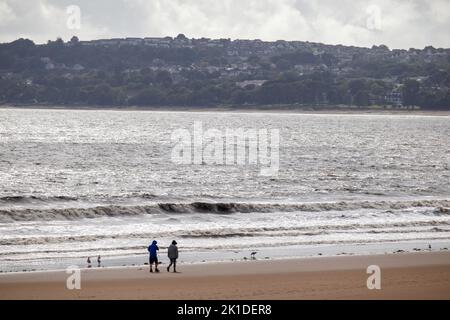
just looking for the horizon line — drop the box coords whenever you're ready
[2,35,448,52]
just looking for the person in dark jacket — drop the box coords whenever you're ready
[148,240,160,273]
[167,240,179,273]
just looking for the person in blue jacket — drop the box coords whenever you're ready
[148,240,160,273]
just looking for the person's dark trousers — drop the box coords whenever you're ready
[167,258,177,272]
[149,256,159,272]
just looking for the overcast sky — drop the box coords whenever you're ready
[1,0,449,49]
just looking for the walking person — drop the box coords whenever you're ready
[167,240,179,273]
[148,240,160,273]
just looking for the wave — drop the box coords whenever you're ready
[2,221,450,245]
[0,193,159,204]
[0,199,449,222]
[0,195,78,204]
[3,236,450,262]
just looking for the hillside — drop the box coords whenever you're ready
[0,35,449,109]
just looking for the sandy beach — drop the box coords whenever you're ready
[1,252,449,300]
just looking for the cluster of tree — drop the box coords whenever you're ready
[0,38,221,72]
[0,38,449,110]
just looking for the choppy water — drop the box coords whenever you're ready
[0,108,449,271]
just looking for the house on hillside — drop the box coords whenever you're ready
[385,88,403,106]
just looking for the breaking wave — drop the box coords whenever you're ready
[2,221,450,246]
[0,195,78,204]
[0,199,449,222]
[0,193,160,205]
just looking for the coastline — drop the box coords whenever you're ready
[2,240,449,274]
[1,252,449,300]
[1,104,449,116]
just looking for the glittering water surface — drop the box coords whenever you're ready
[0,109,449,271]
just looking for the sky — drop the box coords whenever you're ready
[0,0,449,49]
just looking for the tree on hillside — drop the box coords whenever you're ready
[402,79,421,106]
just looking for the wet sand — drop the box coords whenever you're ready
[1,252,449,300]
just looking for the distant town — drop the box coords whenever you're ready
[0,34,449,109]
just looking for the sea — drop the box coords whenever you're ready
[0,108,449,272]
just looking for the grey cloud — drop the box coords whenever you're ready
[0,0,448,49]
